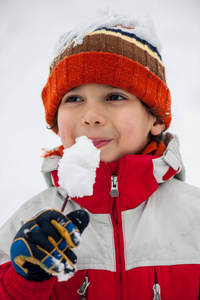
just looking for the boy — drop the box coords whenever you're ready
[0,13,200,300]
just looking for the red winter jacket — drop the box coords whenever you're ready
[1,136,200,299]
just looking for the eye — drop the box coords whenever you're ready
[63,96,83,103]
[106,93,126,101]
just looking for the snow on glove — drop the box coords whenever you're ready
[10,209,89,282]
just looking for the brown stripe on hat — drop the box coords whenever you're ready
[50,31,165,82]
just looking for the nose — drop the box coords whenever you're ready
[81,103,106,126]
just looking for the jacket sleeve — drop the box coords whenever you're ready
[0,262,57,300]
[0,213,24,265]
[0,197,44,264]
[0,187,63,265]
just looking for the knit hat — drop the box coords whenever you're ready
[42,13,171,133]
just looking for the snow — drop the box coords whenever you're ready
[55,10,162,55]
[0,0,200,227]
[56,217,67,227]
[23,229,30,235]
[50,257,76,282]
[72,231,82,246]
[51,257,75,282]
[56,261,76,282]
[51,257,76,282]
[58,136,101,198]
[51,257,64,273]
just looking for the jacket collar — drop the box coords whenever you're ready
[41,134,185,212]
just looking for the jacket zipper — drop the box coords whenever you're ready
[153,267,161,300]
[110,174,124,300]
[107,162,120,224]
[107,162,125,299]
[110,175,119,224]
[153,283,161,300]
[77,275,90,299]
[110,175,119,198]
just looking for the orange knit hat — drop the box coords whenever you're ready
[42,14,171,133]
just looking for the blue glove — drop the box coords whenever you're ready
[10,209,89,281]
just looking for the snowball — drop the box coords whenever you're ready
[58,136,101,198]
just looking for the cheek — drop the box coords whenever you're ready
[57,117,67,136]
[57,112,75,147]
[58,109,73,132]
[117,115,137,137]
[117,115,149,144]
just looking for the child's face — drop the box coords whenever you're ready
[57,84,164,162]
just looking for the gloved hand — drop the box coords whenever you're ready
[10,209,89,282]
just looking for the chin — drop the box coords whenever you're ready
[100,153,121,163]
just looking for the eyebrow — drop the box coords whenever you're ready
[69,86,82,92]
[69,85,119,91]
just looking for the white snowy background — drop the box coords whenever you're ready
[0,0,200,227]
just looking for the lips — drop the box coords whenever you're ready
[90,138,112,148]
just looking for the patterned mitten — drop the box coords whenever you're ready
[10,209,89,281]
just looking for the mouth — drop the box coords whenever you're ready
[89,138,112,149]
